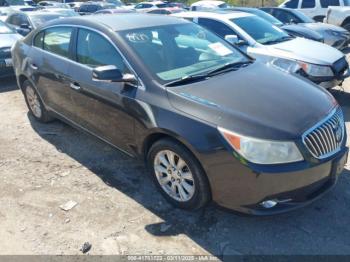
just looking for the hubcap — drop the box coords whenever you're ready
[26,86,42,118]
[154,150,195,202]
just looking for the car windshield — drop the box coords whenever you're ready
[249,9,284,26]
[231,15,291,45]
[29,14,61,27]
[292,9,314,23]
[120,23,250,83]
[345,0,350,5]
[0,20,14,33]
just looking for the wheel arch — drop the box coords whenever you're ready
[341,16,350,28]
[142,130,213,200]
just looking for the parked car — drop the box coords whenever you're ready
[190,0,228,11]
[78,2,116,15]
[262,7,350,50]
[279,0,349,22]
[12,14,348,215]
[167,2,188,9]
[0,5,37,22]
[6,11,71,36]
[37,1,70,9]
[325,5,350,31]
[43,7,79,16]
[0,20,21,77]
[174,11,349,89]
[134,1,168,12]
[147,7,185,14]
[94,8,134,14]
[67,1,84,12]
[229,7,324,43]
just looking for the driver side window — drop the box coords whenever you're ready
[198,18,236,39]
[76,29,127,73]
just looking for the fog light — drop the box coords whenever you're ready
[260,200,278,209]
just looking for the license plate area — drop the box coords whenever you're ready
[5,58,12,67]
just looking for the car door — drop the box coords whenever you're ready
[65,28,135,154]
[299,0,318,18]
[29,26,74,118]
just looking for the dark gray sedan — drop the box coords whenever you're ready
[0,20,21,77]
[261,7,350,50]
[11,14,348,215]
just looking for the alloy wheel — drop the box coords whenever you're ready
[154,150,195,202]
[26,86,42,118]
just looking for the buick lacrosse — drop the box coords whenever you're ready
[12,14,348,214]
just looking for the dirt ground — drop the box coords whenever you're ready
[0,72,350,258]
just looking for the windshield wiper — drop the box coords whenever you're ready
[165,74,209,87]
[206,61,253,77]
[165,61,253,87]
[263,36,293,45]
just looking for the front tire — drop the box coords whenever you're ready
[147,138,211,210]
[23,80,53,123]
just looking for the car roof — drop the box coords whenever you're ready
[45,13,189,31]
[175,10,253,19]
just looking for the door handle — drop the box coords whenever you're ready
[30,63,38,70]
[70,82,81,91]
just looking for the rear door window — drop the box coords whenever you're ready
[320,0,340,7]
[43,27,73,58]
[301,0,315,8]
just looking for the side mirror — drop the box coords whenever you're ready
[92,65,137,84]
[289,19,297,24]
[225,34,248,46]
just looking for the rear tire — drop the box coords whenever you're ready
[23,80,53,123]
[147,138,211,210]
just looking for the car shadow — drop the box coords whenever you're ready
[0,76,18,93]
[27,108,350,256]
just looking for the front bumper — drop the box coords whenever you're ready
[0,59,14,78]
[207,147,348,215]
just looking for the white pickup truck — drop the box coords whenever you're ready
[325,6,350,30]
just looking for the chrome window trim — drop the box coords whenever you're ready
[31,24,146,90]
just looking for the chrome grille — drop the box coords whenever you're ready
[303,108,345,159]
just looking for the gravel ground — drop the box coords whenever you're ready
[0,73,350,258]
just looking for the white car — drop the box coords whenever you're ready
[325,5,350,30]
[174,11,348,89]
[190,0,228,11]
[279,0,349,22]
[134,1,167,12]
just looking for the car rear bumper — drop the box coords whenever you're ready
[207,147,348,215]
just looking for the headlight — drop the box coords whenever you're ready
[218,127,304,164]
[298,62,334,77]
[326,29,347,37]
[269,58,334,77]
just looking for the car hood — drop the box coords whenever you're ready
[167,62,336,140]
[299,22,348,34]
[0,33,22,49]
[281,24,323,41]
[257,37,344,65]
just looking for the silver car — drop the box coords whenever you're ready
[0,20,21,77]
[261,7,350,50]
[174,11,349,89]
